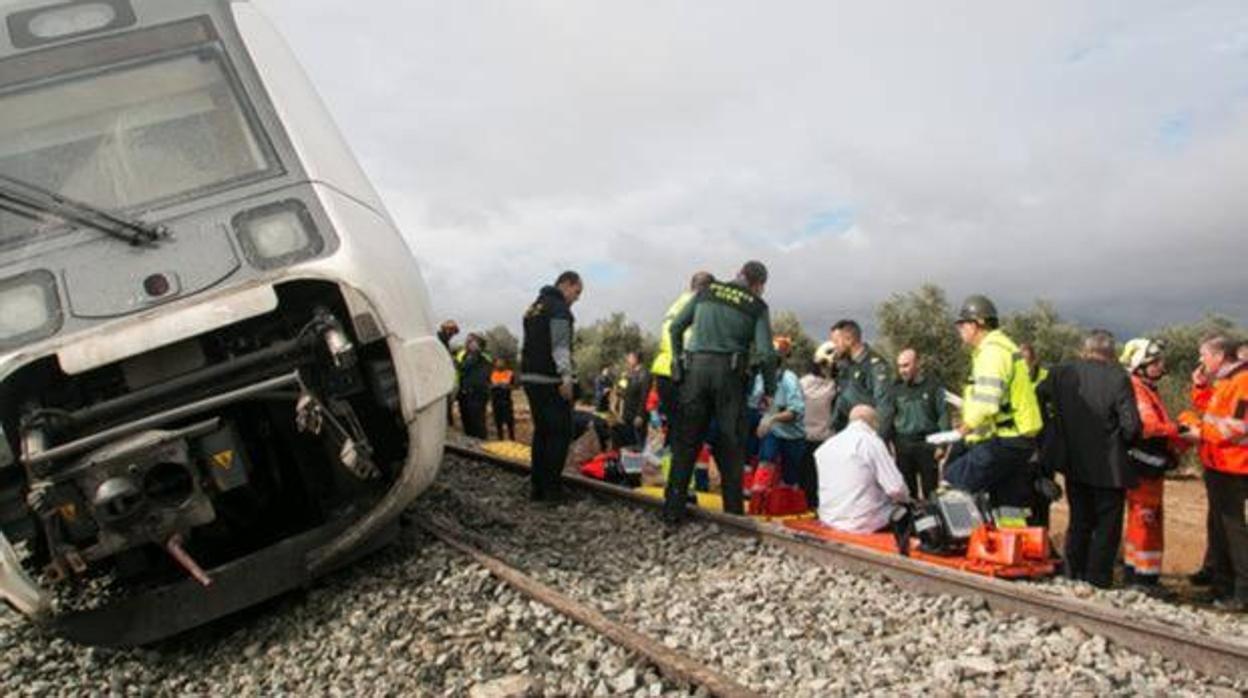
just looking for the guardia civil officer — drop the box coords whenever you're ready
[944,295,1044,512]
[828,319,895,440]
[663,261,778,526]
[893,347,950,500]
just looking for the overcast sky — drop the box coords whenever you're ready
[256,1,1246,339]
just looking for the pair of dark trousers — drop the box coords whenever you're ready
[524,384,573,501]
[612,421,647,450]
[655,375,679,445]
[664,354,748,521]
[457,392,489,439]
[1205,468,1248,600]
[944,437,1036,511]
[1064,481,1125,588]
[895,437,939,501]
[491,391,515,440]
[799,440,822,508]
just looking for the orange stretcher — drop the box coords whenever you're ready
[783,519,1058,579]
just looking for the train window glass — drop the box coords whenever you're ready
[0,49,271,246]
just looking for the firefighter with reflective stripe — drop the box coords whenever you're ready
[1119,338,1190,591]
[663,261,777,527]
[944,295,1044,513]
[1179,336,1248,610]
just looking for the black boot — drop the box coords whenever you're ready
[1213,595,1248,613]
[1189,567,1215,586]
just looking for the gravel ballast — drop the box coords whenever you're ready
[1,450,1244,696]
[0,524,687,697]
[417,455,1248,696]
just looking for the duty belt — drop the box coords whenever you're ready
[687,351,747,371]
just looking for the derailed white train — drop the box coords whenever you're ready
[0,0,454,644]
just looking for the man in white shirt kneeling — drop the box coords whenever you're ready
[816,405,910,533]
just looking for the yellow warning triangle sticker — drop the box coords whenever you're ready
[212,450,234,469]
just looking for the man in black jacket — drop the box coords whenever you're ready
[614,351,649,449]
[455,333,493,439]
[1041,329,1143,588]
[520,271,583,503]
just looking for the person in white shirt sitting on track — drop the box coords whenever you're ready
[815,405,910,533]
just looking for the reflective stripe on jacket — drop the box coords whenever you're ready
[1129,374,1187,470]
[961,329,1043,443]
[651,292,694,378]
[1191,363,1248,475]
[1130,375,1182,444]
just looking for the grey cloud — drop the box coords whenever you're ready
[256,0,1247,339]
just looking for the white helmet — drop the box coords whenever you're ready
[814,341,837,366]
[1120,338,1164,373]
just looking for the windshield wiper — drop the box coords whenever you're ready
[0,174,168,247]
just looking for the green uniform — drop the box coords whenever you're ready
[961,329,1043,443]
[893,373,949,499]
[670,281,777,393]
[831,345,895,439]
[664,280,776,521]
[893,374,951,439]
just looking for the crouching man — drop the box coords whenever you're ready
[815,405,910,533]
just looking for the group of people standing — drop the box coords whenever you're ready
[438,321,518,443]
[1039,332,1248,609]
[507,263,1247,605]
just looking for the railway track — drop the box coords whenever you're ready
[419,519,758,697]
[445,442,1248,682]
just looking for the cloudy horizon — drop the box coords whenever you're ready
[258,1,1246,341]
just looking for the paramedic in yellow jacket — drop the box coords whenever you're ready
[944,295,1044,511]
[651,271,714,442]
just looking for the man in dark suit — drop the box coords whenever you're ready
[1040,329,1143,588]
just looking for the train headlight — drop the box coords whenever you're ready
[0,271,62,349]
[233,200,324,270]
[8,1,137,49]
[28,4,116,38]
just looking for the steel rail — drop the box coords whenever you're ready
[446,443,1248,680]
[417,518,762,698]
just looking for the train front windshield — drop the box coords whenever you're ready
[0,46,273,245]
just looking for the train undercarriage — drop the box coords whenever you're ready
[0,280,414,644]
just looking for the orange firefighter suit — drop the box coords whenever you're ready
[1124,375,1187,580]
